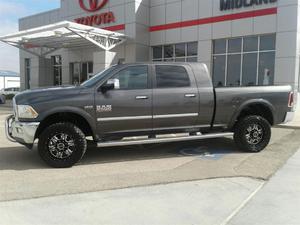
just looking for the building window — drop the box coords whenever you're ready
[152,42,198,62]
[25,58,31,89]
[212,34,276,87]
[70,62,94,85]
[51,55,62,86]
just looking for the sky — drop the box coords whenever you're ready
[0,0,60,73]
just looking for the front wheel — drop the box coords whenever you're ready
[38,122,87,168]
[234,115,271,152]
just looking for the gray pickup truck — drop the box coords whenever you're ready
[5,62,295,168]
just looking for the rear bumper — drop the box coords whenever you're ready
[283,111,295,124]
[5,115,40,145]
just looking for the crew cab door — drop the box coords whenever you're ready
[95,65,152,137]
[152,64,199,130]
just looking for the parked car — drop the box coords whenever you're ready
[0,94,5,104]
[5,63,295,168]
[0,87,20,96]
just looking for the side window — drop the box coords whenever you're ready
[111,66,148,90]
[155,65,190,88]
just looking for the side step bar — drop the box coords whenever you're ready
[97,132,233,148]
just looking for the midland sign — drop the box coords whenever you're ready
[75,0,116,27]
[220,0,277,11]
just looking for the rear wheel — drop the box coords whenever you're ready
[234,115,271,152]
[38,122,87,168]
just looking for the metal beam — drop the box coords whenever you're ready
[67,27,126,51]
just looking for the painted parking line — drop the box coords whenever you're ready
[179,146,233,160]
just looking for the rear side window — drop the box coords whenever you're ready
[155,65,190,88]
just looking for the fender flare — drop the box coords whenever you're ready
[37,106,97,138]
[228,99,275,129]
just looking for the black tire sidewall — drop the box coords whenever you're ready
[38,123,87,168]
[234,116,271,152]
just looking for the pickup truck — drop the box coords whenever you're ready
[5,62,295,168]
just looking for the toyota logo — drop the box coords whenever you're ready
[79,0,108,12]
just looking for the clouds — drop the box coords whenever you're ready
[0,1,27,17]
[0,18,19,72]
[0,0,60,72]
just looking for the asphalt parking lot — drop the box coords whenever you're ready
[0,103,300,203]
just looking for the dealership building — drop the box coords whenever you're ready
[0,0,299,90]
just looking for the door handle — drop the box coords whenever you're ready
[135,96,148,100]
[185,94,196,98]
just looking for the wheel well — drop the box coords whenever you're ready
[236,104,274,126]
[35,112,93,139]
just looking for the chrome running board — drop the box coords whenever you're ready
[97,132,233,148]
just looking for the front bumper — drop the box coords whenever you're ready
[5,115,40,145]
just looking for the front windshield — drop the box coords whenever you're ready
[81,65,118,87]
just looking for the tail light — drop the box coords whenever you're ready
[288,92,294,108]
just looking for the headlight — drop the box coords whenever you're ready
[17,105,39,119]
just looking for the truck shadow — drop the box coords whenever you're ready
[0,138,240,171]
[82,137,240,165]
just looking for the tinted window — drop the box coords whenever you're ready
[242,53,258,86]
[228,38,242,53]
[156,65,190,88]
[175,44,185,57]
[112,66,148,90]
[153,46,162,59]
[213,55,226,87]
[244,36,258,52]
[213,39,226,54]
[81,66,118,87]
[187,42,198,56]
[164,45,174,58]
[260,34,276,51]
[227,54,241,86]
[258,52,275,85]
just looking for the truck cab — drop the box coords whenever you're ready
[5,62,295,168]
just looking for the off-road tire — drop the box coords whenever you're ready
[234,115,271,152]
[38,122,87,168]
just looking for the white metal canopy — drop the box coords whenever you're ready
[0,21,126,57]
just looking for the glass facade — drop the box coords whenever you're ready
[212,34,276,87]
[25,58,31,89]
[51,55,62,86]
[152,42,198,62]
[70,62,93,85]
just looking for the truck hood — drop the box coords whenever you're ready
[14,85,83,105]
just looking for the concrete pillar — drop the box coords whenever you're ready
[93,51,118,72]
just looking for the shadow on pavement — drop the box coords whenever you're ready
[0,137,240,171]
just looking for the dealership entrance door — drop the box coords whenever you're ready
[70,62,93,85]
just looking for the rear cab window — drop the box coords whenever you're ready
[155,65,191,88]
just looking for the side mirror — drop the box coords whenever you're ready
[100,83,115,93]
[100,78,120,93]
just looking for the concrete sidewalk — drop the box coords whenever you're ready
[2,149,300,225]
[0,177,264,225]
[228,148,300,225]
